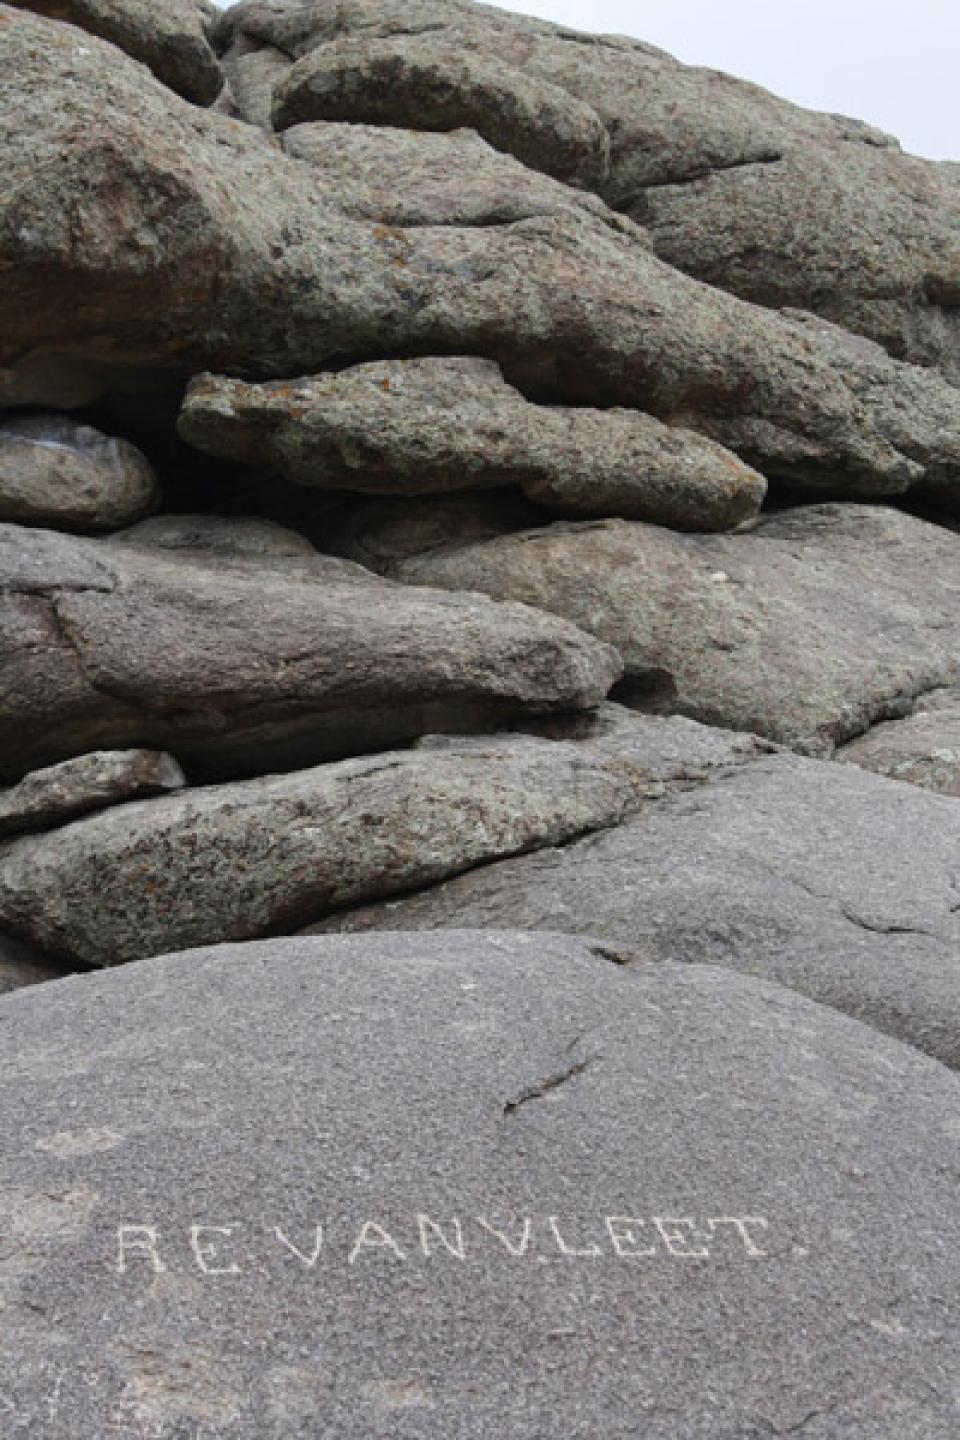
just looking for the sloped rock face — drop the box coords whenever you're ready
[223,0,960,383]
[8,0,223,104]
[838,686,960,795]
[0,523,618,782]
[315,753,960,1070]
[351,504,960,756]
[4,932,960,1437]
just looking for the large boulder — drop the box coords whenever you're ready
[0,522,620,783]
[0,413,159,532]
[179,359,767,531]
[315,751,960,1070]
[8,0,223,104]
[358,504,960,755]
[838,686,960,796]
[4,6,960,509]
[0,708,769,966]
[228,0,960,382]
[3,932,960,1436]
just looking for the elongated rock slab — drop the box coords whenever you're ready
[0,750,185,840]
[316,751,960,1070]
[0,523,620,783]
[179,360,767,531]
[4,6,960,507]
[373,504,960,755]
[0,708,768,966]
[3,931,960,1436]
[0,413,158,532]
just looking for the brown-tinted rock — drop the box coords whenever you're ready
[179,359,766,531]
[0,707,768,967]
[8,0,223,104]
[0,750,185,840]
[4,6,960,507]
[368,504,960,756]
[0,413,159,532]
[838,687,960,796]
[0,522,620,783]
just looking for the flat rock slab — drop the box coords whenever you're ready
[377,503,960,755]
[179,359,766,531]
[318,752,960,1070]
[4,7,960,511]
[0,522,619,783]
[2,931,960,1436]
[0,707,769,966]
[0,750,185,841]
[0,414,158,532]
[9,0,223,104]
[838,686,960,795]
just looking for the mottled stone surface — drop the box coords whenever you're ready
[179,360,767,531]
[3,930,960,1436]
[0,750,185,840]
[370,504,960,755]
[838,687,960,796]
[315,752,960,1070]
[0,414,158,532]
[0,523,620,783]
[0,707,768,966]
[8,0,223,104]
[3,5,960,511]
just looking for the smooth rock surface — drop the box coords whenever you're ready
[371,504,960,755]
[0,522,619,783]
[316,753,960,1070]
[227,0,960,380]
[4,6,960,510]
[3,930,960,1436]
[0,750,185,840]
[838,686,960,796]
[0,707,768,966]
[0,414,158,532]
[179,360,767,530]
[8,0,223,104]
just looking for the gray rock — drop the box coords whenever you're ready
[316,753,960,1070]
[179,360,767,531]
[8,0,223,104]
[106,513,319,565]
[231,0,960,380]
[0,930,75,994]
[221,28,291,126]
[272,33,611,190]
[0,750,185,840]
[0,414,159,533]
[374,504,960,755]
[3,930,960,1437]
[0,707,768,966]
[281,121,620,227]
[4,7,960,508]
[0,522,619,783]
[838,687,960,796]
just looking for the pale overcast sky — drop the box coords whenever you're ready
[215,1,958,161]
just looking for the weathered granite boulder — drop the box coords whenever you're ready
[838,686,960,796]
[0,708,769,966]
[179,360,767,531]
[8,0,223,104]
[364,504,960,755]
[4,5,960,511]
[0,523,620,783]
[0,750,185,840]
[315,751,960,1070]
[0,414,158,532]
[3,930,960,1437]
[225,0,960,381]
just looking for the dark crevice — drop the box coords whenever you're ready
[502,1047,596,1117]
[612,150,784,209]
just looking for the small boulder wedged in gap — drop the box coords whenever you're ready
[0,414,159,533]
